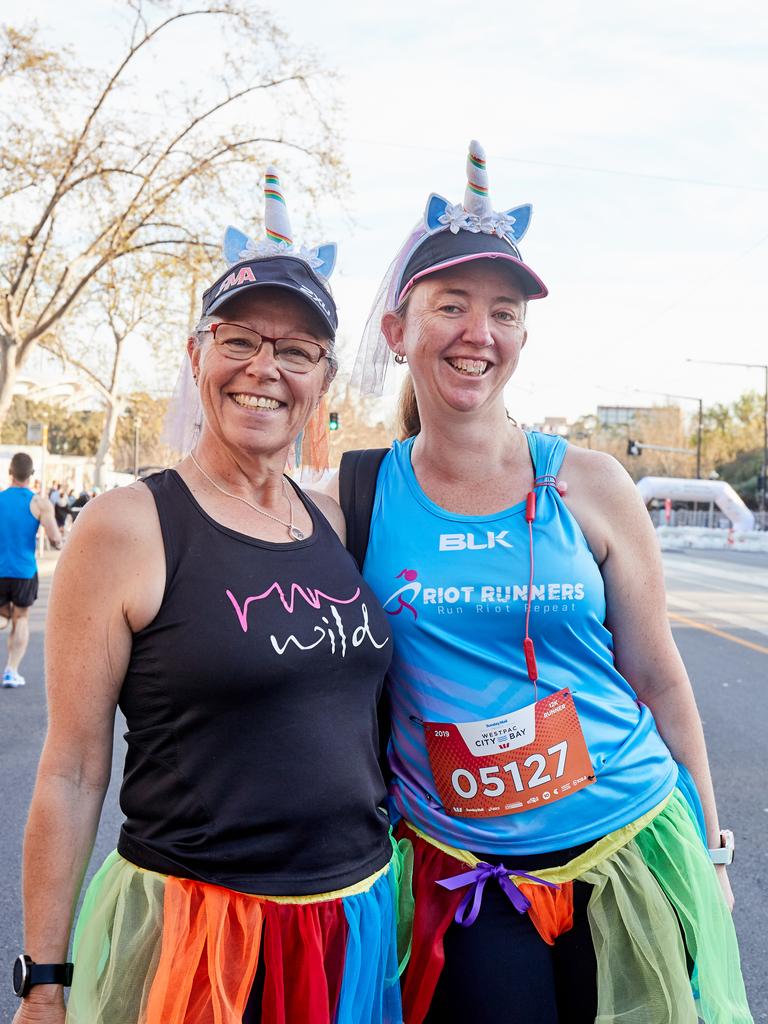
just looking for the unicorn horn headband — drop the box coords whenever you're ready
[201,166,339,337]
[396,140,548,304]
[221,166,337,279]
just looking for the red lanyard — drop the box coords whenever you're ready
[523,474,562,702]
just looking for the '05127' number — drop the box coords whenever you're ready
[450,741,569,799]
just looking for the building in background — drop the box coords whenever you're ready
[597,405,683,431]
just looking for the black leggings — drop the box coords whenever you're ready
[423,877,597,1024]
[242,953,265,1024]
[420,837,599,1024]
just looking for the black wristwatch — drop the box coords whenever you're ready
[12,954,74,997]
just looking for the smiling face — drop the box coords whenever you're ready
[382,261,528,419]
[188,287,333,462]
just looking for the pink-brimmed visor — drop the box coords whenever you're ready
[396,230,548,306]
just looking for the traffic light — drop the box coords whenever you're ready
[626,439,642,457]
[329,411,340,431]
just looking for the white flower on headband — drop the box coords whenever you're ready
[296,246,325,269]
[237,239,324,270]
[438,203,474,234]
[488,211,517,239]
[437,204,516,239]
[238,239,287,261]
[493,210,518,238]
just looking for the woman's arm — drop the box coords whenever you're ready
[563,448,733,908]
[31,495,62,549]
[14,486,165,1022]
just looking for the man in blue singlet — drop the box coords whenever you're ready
[0,452,62,688]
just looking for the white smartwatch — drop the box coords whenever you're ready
[708,829,735,865]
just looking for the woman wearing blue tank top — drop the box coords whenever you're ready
[13,173,403,1024]
[335,142,753,1023]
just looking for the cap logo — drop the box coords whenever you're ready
[299,284,332,318]
[216,264,257,298]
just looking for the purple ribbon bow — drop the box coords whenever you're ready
[436,862,560,927]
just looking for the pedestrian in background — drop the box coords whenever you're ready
[0,453,62,688]
[67,491,89,523]
[53,492,69,534]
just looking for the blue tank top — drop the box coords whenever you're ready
[363,432,677,854]
[0,486,38,578]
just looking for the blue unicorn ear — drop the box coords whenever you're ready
[503,205,533,243]
[425,194,451,232]
[314,243,337,279]
[223,226,249,264]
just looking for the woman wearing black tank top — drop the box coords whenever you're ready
[13,174,403,1024]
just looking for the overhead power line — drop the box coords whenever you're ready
[347,137,768,193]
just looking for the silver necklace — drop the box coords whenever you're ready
[189,453,305,540]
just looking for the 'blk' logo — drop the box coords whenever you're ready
[439,531,513,551]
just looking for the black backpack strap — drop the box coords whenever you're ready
[339,447,392,784]
[339,448,389,571]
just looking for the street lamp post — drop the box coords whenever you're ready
[687,358,768,520]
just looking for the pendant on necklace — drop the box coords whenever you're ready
[289,525,305,540]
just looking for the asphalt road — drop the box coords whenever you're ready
[660,548,768,1021]
[0,548,765,1021]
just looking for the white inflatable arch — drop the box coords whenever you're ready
[636,477,755,532]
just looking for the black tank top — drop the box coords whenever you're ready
[117,470,393,895]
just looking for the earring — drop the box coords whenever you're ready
[394,353,407,365]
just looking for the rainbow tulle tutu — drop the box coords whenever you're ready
[67,846,408,1024]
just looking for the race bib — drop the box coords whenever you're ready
[424,688,595,818]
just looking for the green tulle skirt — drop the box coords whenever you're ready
[399,789,752,1023]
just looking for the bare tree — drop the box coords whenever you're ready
[42,257,183,485]
[0,2,343,422]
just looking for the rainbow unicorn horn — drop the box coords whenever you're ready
[222,165,336,277]
[463,140,493,218]
[264,166,293,248]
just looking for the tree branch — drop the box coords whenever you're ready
[22,255,110,354]
[8,6,253,297]
[16,213,57,320]
[104,74,308,252]
[39,340,110,398]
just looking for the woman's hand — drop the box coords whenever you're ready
[12,990,65,1024]
[715,864,735,911]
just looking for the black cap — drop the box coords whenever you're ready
[202,256,338,337]
[397,230,548,305]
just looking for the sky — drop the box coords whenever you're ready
[15,0,768,427]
